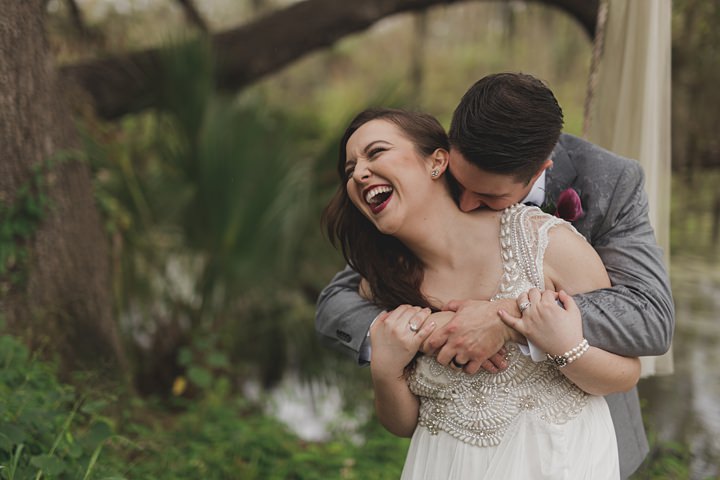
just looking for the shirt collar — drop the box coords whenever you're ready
[521,170,547,207]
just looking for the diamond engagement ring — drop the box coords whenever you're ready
[519,301,532,314]
[408,323,420,333]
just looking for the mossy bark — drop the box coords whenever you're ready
[0,0,126,375]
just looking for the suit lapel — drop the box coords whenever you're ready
[545,136,578,204]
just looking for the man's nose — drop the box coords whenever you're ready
[458,191,483,212]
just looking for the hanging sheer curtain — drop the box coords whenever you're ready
[584,0,673,376]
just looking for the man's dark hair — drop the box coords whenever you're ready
[449,73,564,183]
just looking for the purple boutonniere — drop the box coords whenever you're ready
[541,188,584,222]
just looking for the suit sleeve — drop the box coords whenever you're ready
[574,162,675,357]
[315,265,383,364]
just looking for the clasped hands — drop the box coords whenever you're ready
[370,289,578,375]
[421,297,522,374]
[371,297,522,376]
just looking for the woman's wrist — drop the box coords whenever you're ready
[546,338,589,368]
[371,361,406,381]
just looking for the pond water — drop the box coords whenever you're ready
[268,254,720,478]
[640,254,720,479]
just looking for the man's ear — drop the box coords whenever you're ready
[529,158,553,184]
[430,148,450,176]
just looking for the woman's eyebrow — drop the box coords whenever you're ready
[346,140,391,166]
[362,139,391,154]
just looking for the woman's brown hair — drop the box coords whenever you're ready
[322,108,450,311]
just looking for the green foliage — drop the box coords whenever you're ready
[631,431,692,480]
[0,333,701,480]
[670,169,720,259]
[85,39,329,323]
[672,0,720,173]
[0,331,406,479]
[111,399,341,479]
[0,162,51,291]
[0,334,118,480]
[103,371,409,480]
[80,35,366,395]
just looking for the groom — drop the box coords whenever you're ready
[315,73,674,479]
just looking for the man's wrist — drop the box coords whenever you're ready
[359,312,385,364]
[496,298,525,344]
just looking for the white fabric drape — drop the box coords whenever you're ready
[584,0,674,376]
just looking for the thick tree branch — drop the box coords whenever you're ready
[66,0,91,37]
[61,0,598,119]
[64,0,105,44]
[174,0,209,32]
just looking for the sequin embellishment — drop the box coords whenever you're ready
[407,205,589,447]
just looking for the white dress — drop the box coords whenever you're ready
[401,205,620,480]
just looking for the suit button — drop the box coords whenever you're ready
[336,330,352,343]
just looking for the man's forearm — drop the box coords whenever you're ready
[575,225,674,358]
[575,284,674,357]
[576,162,675,358]
[315,265,383,362]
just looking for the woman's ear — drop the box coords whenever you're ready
[429,148,449,178]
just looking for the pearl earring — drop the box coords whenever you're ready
[431,169,440,178]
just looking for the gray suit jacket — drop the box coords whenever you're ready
[315,133,675,479]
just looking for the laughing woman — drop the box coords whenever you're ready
[322,108,639,479]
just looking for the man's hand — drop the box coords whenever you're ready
[419,311,454,353]
[425,298,524,374]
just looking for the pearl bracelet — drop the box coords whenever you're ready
[546,338,589,368]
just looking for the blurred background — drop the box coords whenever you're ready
[0,0,718,478]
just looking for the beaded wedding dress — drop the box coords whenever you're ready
[401,205,620,480]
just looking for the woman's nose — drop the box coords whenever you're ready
[352,161,371,182]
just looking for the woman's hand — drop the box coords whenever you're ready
[498,288,583,357]
[370,305,436,378]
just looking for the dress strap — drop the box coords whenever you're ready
[498,204,581,293]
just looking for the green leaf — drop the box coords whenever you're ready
[80,400,109,415]
[66,440,84,459]
[80,421,113,450]
[187,366,213,389]
[30,454,66,476]
[0,424,27,445]
[206,352,229,369]
[177,347,193,367]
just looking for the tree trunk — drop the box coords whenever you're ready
[409,12,429,105]
[61,0,598,120]
[0,0,126,374]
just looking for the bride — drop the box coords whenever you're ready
[322,108,639,479]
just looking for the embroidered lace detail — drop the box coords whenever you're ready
[407,204,589,447]
[496,203,581,298]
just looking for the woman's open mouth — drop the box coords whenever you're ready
[364,184,394,214]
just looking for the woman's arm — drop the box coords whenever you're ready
[369,305,436,437]
[500,225,641,396]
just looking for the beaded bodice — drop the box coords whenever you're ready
[407,204,589,447]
